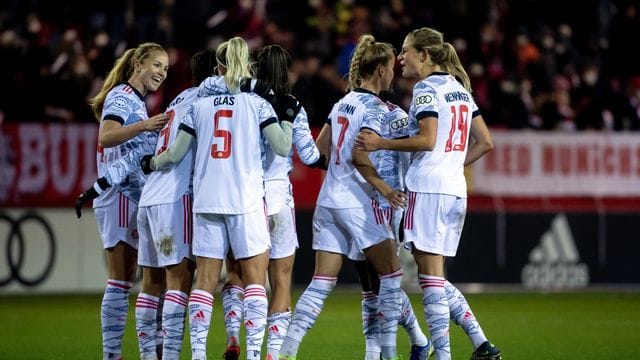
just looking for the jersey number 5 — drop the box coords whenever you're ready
[211,109,232,159]
[445,104,469,152]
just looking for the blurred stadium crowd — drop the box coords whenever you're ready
[1,0,639,130]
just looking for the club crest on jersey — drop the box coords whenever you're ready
[415,94,432,106]
[114,97,127,108]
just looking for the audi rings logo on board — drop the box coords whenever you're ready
[0,212,56,287]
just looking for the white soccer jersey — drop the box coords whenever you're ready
[94,83,156,208]
[317,89,387,209]
[181,92,278,214]
[139,87,197,207]
[404,72,481,198]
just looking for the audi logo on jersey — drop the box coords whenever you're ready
[414,94,433,106]
[0,212,56,287]
[390,117,409,130]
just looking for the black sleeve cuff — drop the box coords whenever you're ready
[260,117,278,130]
[416,110,438,121]
[178,123,196,137]
[103,114,124,124]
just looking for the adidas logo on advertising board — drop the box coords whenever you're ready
[521,213,589,288]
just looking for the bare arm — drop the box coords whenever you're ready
[355,116,437,152]
[352,147,406,209]
[99,113,169,148]
[315,123,332,163]
[464,115,494,166]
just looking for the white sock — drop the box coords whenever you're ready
[136,293,161,360]
[221,284,244,346]
[188,289,213,360]
[398,289,429,346]
[101,279,132,358]
[244,284,268,360]
[361,291,381,358]
[266,311,291,359]
[279,276,337,357]
[378,269,403,359]
[419,275,450,360]
[161,290,188,360]
[445,280,488,348]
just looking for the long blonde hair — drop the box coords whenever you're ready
[347,34,395,91]
[216,37,252,93]
[90,42,166,120]
[407,27,472,92]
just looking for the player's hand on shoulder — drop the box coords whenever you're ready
[355,129,381,151]
[241,78,277,105]
[275,94,302,123]
[143,113,169,132]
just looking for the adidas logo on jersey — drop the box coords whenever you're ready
[521,213,590,288]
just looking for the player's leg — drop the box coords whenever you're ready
[229,208,271,360]
[279,250,342,360]
[221,257,244,360]
[135,266,165,360]
[95,197,138,360]
[162,258,195,360]
[154,196,196,360]
[135,207,166,360]
[279,206,347,359]
[405,192,452,360]
[353,260,382,360]
[265,205,298,360]
[188,213,226,360]
[364,238,403,360]
[444,281,501,360]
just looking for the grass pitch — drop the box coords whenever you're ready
[1,290,639,359]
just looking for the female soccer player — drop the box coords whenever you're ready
[148,37,293,360]
[89,42,169,360]
[355,27,501,360]
[279,34,405,360]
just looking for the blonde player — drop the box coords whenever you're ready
[195,44,320,360]
[279,34,404,360]
[355,27,501,360]
[88,42,169,360]
[148,37,293,360]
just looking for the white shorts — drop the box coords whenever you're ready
[193,207,270,260]
[403,192,466,256]
[94,193,139,249]
[352,205,402,259]
[312,205,393,261]
[268,205,298,259]
[137,194,195,268]
[265,179,293,216]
